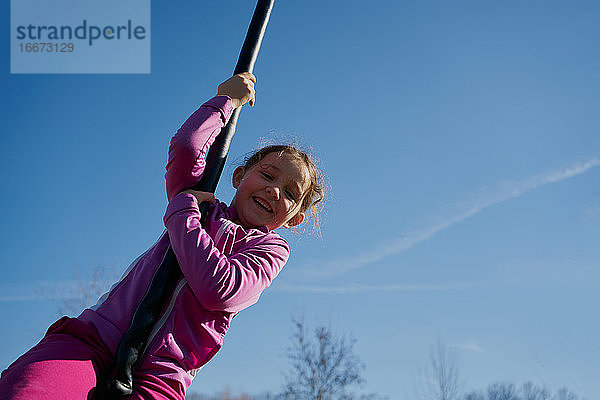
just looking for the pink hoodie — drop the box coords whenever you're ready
[78,95,289,391]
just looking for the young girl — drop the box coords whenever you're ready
[0,73,324,400]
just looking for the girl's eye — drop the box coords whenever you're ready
[261,172,273,180]
[285,190,296,201]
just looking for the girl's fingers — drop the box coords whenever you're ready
[180,190,217,204]
[202,193,216,204]
[217,73,256,108]
[241,72,256,83]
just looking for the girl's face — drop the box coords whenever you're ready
[231,152,308,230]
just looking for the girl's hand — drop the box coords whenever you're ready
[180,189,217,206]
[217,73,256,108]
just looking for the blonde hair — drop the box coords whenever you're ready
[242,144,325,233]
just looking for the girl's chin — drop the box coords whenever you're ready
[238,212,269,229]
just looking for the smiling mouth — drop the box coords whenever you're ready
[253,197,273,213]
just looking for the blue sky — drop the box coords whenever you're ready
[1,1,599,398]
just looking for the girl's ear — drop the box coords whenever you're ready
[284,212,305,228]
[232,166,245,189]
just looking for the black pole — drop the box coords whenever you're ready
[97,2,275,398]
[197,0,274,195]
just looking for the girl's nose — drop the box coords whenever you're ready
[266,186,280,200]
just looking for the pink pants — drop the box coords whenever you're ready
[0,317,185,400]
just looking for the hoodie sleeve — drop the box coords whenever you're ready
[165,96,234,202]
[163,193,290,313]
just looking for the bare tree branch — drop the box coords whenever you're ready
[521,382,550,400]
[38,265,117,316]
[281,317,381,400]
[416,338,460,400]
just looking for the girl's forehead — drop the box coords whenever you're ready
[257,153,310,190]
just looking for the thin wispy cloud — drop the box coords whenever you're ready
[0,279,109,303]
[4,159,597,300]
[274,281,480,294]
[451,341,485,354]
[0,295,44,302]
[291,157,600,280]
[0,282,79,303]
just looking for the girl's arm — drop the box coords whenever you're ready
[165,73,256,201]
[165,96,234,201]
[163,192,289,313]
